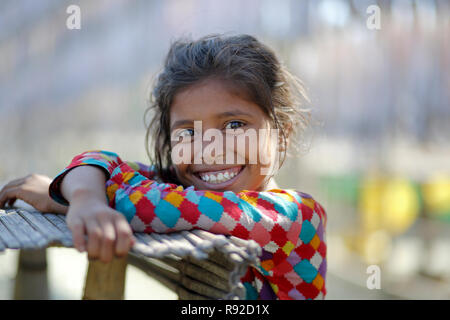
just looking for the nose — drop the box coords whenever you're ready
[192,129,227,165]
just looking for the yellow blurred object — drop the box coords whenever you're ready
[359,174,385,232]
[381,179,420,234]
[341,230,392,265]
[355,174,420,264]
[363,230,392,265]
[359,174,420,235]
[422,174,450,217]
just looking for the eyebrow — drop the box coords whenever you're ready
[170,120,193,131]
[217,110,253,118]
[170,110,253,131]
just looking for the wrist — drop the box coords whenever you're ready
[50,202,69,214]
[69,188,107,206]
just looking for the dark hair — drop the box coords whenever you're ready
[144,33,311,183]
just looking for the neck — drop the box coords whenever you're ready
[259,177,279,191]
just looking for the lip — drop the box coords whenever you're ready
[191,165,245,190]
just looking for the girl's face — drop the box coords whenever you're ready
[169,78,279,193]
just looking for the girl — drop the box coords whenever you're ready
[0,34,327,300]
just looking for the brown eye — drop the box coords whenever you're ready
[181,128,195,137]
[173,128,194,141]
[225,120,245,130]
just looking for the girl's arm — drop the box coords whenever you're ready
[60,163,108,205]
[50,150,156,206]
[57,164,135,263]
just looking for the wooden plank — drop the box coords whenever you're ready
[229,235,261,255]
[42,213,73,246]
[136,256,180,281]
[206,250,236,271]
[181,231,215,254]
[189,232,249,264]
[0,240,5,251]
[127,253,222,299]
[0,209,12,251]
[176,286,210,300]
[179,272,228,299]
[152,233,189,257]
[83,256,128,300]
[0,231,5,251]
[192,229,228,246]
[0,218,21,249]
[0,211,46,249]
[38,213,72,247]
[169,233,206,258]
[13,248,49,299]
[131,237,156,256]
[17,210,66,245]
[161,257,230,292]
[1,206,254,300]
[12,212,49,248]
[221,242,250,261]
[134,233,169,257]
[172,233,208,260]
[184,255,231,280]
[145,233,175,257]
[159,233,191,255]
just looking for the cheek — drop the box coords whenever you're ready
[173,164,189,181]
[225,135,261,164]
[242,164,267,189]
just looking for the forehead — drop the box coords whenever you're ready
[170,79,267,124]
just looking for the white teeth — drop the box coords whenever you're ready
[199,168,241,184]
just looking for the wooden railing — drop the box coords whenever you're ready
[0,207,261,300]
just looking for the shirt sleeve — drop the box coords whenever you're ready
[48,150,158,206]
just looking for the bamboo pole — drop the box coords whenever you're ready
[82,256,128,300]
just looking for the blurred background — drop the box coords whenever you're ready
[0,0,449,299]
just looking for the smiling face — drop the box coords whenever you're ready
[169,78,279,193]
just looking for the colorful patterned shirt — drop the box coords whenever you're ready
[49,150,327,300]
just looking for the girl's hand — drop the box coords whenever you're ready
[66,190,136,263]
[0,174,68,214]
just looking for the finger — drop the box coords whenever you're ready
[0,187,20,208]
[0,177,26,191]
[114,215,133,256]
[7,197,17,208]
[97,214,116,263]
[68,217,86,253]
[85,219,103,260]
